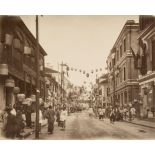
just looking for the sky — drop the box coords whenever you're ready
[21,15,138,89]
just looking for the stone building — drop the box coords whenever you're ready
[106,20,139,108]
[0,16,47,110]
[136,15,155,118]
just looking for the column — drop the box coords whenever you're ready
[147,40,152,73]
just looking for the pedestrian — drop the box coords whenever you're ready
[119,107,124,121]
[39,107,43,133]
[130,107,136,120]
[60,106,68,130]
[16,110,25,137]
[123,107,128,120]
[101,107,106,119]
[98,107,102,119]
[4,106,18,139]
[46,106,55,134]
[88,106,94,118]
[98,107,105,120]
[56,108,60,127]
[25,102,32,128]
[109,108,115,124]
[115,107,122,121]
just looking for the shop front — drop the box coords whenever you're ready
[139,77,155,118]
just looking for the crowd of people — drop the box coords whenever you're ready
[0,98,68,139]
[0,97,138,139]
[89,104,136,124]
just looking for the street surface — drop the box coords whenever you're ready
[26,110,155,140]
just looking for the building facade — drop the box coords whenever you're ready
[0,16,47,110]
[137,15,155,118]
[98,74,109,108]
[107,20,139,109]
[45,67,73,107]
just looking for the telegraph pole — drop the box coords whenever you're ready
[113,66,116,106]
[60,62,63,104]
[35,15,40,139]
[60,62,67,105]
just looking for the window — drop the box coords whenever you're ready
[117,50,119,61]
[123,67,126,81]
[124,38,126,53]
[120,45,122,57]
[112,58,115,66]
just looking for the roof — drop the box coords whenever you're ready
[45,67,59,74]
[106,20,139,61]
[111,20,139,54]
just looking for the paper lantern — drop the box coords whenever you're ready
[5,78,15,87]
[13,87,20,94]
[86,73,89,77]
[17,94,25,101]
[31,94,36,102]
[0,64,8,75]
[13,38,20,49]
[66,66,70,71]
[5,34,13,45]
[23,98,32,105]
[24,46,31,55]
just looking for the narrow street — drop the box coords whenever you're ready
[26,110,155,140]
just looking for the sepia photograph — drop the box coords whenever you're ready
[0,14,155,140]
